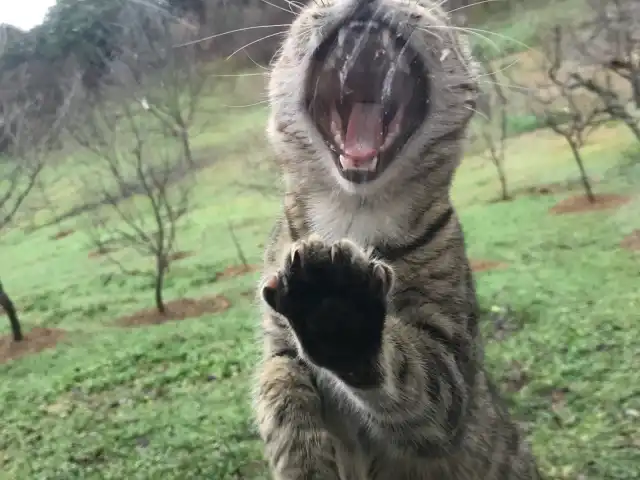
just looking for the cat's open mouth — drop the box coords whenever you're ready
[305,19,430,184]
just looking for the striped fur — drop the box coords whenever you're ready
[253,1,542,478]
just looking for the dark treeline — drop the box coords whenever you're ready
[0,0,550,152]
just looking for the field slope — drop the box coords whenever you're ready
[1,116,638,478]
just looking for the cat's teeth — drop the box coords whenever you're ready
[339,155,378,172]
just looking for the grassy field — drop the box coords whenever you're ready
[1,1,640,477]
[1,105,639,478]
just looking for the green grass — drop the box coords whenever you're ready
[1,105,639,477]
[505,113,545,136]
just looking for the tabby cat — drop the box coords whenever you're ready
[253,0,542,478]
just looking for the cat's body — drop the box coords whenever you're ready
[253,1,542,478]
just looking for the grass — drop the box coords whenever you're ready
[505,113,545,136]
[1,110,639,478]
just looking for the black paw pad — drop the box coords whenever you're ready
[262,238,393,387]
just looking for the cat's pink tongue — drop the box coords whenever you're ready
[341,103,384,168]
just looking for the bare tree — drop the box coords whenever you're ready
[114,2,212,167]
[475,50,510,201]
[0,279,22,341]
[0,80,45,230]
[69,86,195,314]
[562,0,640,141]
[227,221,249,270]
[0,63,76,231]
[507,27,609,202]
[59,4,209,314]
[0,67,73,341]
[587,0,640,108]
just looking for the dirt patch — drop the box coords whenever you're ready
[509,177,606,199]
[549,194,632,214]
[240,289,256,299]
[528,185,561,195]
[168,250,193,262]
[51,229,75,240]
[115,295,231,327]
[621,230,640,252]
[0,327,67,364]
[218,264,259,280]
[519,182,577,197]
[470,259,508,272]
[229,218,260,229]
[88,248,116,258]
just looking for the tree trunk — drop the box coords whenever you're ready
[568,141,596,203]
[630,73,640,110]
[493,159,510,201]
[155,257,167,314]
[180,129,194,167]
[0,283,24,342]
[622,117,640,142]
[228,222,249,268]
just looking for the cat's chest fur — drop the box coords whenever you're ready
[306,194,411,248]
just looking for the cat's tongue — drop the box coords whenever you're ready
[341,103,384,170]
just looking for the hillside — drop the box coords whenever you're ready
[0,0,639,478]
